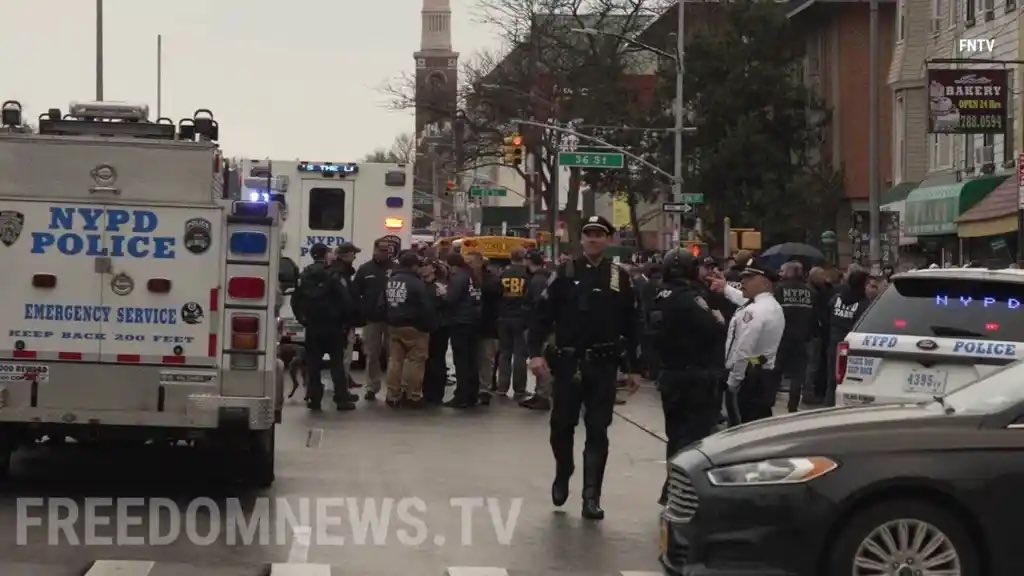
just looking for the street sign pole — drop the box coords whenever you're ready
[1017,152,1024,264]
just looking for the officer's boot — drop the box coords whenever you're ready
[550,431,574,507]
[581,445,609,520]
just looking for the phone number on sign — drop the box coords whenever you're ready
[958,115,1004,129]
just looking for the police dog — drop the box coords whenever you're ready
[278,343,306,399]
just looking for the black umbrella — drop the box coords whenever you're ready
[760,242,825,269]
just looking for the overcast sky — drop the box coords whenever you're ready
[1,0,497,161]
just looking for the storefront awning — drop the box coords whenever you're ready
[956,176,1019,238]
[904,175,1008,236]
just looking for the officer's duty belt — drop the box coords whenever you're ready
[555,343,618,361]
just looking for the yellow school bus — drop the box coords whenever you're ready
[452,236,538,266]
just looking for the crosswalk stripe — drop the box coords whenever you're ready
[269,563,332,576]
[446,568,510,576]
[84,560,156,576]
[620,572,665,576]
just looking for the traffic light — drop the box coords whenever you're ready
[502,134,524,167]
[681,240,707,257]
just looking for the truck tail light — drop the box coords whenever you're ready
[227,277,265,299]
[230,315,259,370]
[836,341,849,384]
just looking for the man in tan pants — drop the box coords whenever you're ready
[383,251,435,407]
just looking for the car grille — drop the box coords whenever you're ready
[666,466,699,522]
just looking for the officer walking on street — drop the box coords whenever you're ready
[773,261,816,412]
[650,249,727,505]
[711,261,785,424]
[528,215,642,520]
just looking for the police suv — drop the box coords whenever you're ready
[0,100,283,485]
[231,158,412,345]
[836,267,1024,407]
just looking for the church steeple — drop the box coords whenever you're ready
[421,0,452,52]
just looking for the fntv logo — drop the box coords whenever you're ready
[959,38,995,53]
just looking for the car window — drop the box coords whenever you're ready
[854,276,1024,340]
[933,360,1024,414]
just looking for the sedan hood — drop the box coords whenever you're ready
[682,403,982,466]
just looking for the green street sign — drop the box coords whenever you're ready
[679,193,704,204]
[469,186,507,197]
[557,152,625,169]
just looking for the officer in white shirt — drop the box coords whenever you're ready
[711,261,786,425]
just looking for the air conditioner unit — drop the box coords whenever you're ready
[975,145,995,165]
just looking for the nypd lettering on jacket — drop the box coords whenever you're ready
[24,304,179,324]
[30,207,175,259]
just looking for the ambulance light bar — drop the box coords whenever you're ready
[298,162,359,175]
[69,100,149,121]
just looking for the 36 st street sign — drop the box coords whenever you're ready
[557,152,624,169]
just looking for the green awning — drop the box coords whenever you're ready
[882,181,919,205]
[904,175,1008,236]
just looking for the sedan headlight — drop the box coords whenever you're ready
[706,457,838,486]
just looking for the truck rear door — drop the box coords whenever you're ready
[0,200,104,363]
[94,204,223,367]
[297,178,355,267]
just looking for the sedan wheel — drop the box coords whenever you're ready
[854,519,960,576]
[830,499,979,576]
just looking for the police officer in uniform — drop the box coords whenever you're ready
[528,215,642,520]
[711,261,785,424]
[650,249,727,504]
[773,261,816,412]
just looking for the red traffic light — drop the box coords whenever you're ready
[512,135,523,146]
[689,245,701,257]
[446,179,455,191]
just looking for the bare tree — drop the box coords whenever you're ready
[381,0,671,250]
[363,132,417,164]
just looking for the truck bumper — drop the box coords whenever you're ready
[0,394,276,431]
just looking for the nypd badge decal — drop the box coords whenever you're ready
[184,218,212,254]
[181,302,204,325]
[0,210,24,247]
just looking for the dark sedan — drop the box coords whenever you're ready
[660,359,1024,576]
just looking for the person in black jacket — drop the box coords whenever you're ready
[528,215,643,520]
[383,251,435,407]
[807,266,834,404]
[444,253,483,408]
[519,251,553,411]
[333,243,362,390]
[470,252,502,404]
[774,261,816,412]
[353,239,394,401]
[825,269,872,406]
[495,248,531,400]
[421,259,450,405]
[293,243,357,412]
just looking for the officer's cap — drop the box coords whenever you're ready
[336,242,361,255]
[740,261,779,282]
[310,243,328,259]
[581,215,614,235]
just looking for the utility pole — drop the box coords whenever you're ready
[868,0,880,273]
[157,35,162,118]
[673,0,685,245]
[96,0,104,101]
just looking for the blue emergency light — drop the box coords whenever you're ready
[248,191,271,202]
[230,231,268,255]
[386,197,404,208]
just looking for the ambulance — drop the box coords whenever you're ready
[0,100,283,485]
[232,158,413,344]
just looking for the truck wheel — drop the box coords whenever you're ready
[828,498,979,576]
[250,428,275,488]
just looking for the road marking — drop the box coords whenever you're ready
[84,560,155,575]
[305,428,323,449]
[287,525,313,563]
[620,572,665,576]
[269,563,332,576]
[446,568,511,576]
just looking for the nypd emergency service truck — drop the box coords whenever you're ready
[233,158,412,344]
[0,100,283,485]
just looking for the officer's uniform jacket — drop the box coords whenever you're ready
[722,286,786,391]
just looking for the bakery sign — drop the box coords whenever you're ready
[927,69,1007,134]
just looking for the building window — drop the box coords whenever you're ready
[931,0,941,34]
[308,188,346,231]
[949,0,958,28]
[895,94,906,182]
[931,134,953,170]
[898,0,906,41]
[965,0,975,25]
[1006,70,1015,162]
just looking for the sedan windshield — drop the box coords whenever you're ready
[932,360,1024,414]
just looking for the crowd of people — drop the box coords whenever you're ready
[284,237,558,411]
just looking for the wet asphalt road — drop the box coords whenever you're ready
[0,369,672,576]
